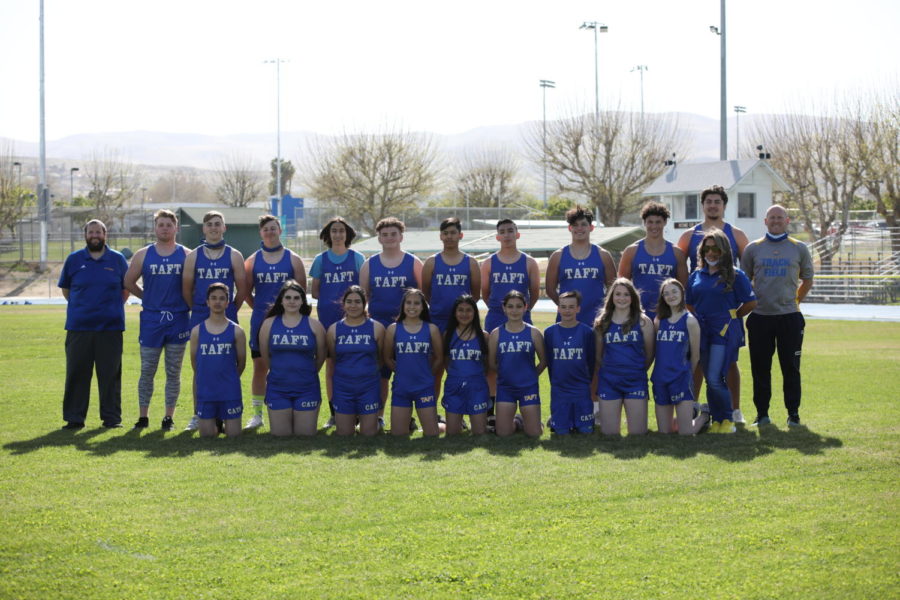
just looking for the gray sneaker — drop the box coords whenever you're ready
[786,415,803,427]
[751,416,771,427]
[184,414,200,431]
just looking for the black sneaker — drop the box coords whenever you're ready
[61,422,85,430]
[102,421,122,429]
[410,418,418,432]
[786,415,802,428]
[216,419,225,434]
[160,416,175,431]
[133,417,149,430]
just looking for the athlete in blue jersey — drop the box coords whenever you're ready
[258,280,326,436]
[593,278,655,436]
[651,279,709,435]
[124,209,190,432]
[326,286,385,436]
[677,185,751,424]
[441,295,490,435]
[422,217,481,333]
[685,230,757,433]
[618,202,688,321]
[243,215,307,431]
[310,217,365,430]
[544,291,596,434]
[545,206,616,326]
[481,219,541,333]
[488,290,546,437]
[384,289,443,437]
[189,283,247,438]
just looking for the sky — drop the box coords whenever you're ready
[1,0,898,143]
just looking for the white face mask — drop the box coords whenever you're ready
[706,258,720,266]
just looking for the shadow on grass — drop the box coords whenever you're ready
[4,423,842,462]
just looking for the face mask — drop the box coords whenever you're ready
[706,259,720,266]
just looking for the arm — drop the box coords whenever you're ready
[373,321,385,368]
[532,326,547,376]
[545,250,561,305]
[617,245,636,280]
[797,278,813,304]
[124,247,146,299]
[600,248,617,287]
[676,230,692,259]
[258,317,274,371]
[311,319,327,371]
[736,300,757,318]
[732,226,750,258]
[480,258,492,306]
[594,329,605,372]
[421,256,435,300]
[382,324,396,371]
[243,254,256,309]
[526,256,540,311]
[429,324,443,375]
[311,278,320,300]
[673,247,689,286]
[189,326,199,404]
[686,314,701,374]
[412,254,424,289]
[232,250,247,310]
[359,260,371,299]
[487,329,499,373]
[182,251,197,308]
[61,288,70,301]
[234,326,247,377]
[290,252,307,289]
[326,323,337,359]
[468,256,481,301]
[641,316,655,370]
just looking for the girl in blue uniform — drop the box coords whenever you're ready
[384,289,443,437]
[190,282,246,438]
[442,295,490,435]
[686,230,757,433]
[488,290,546,437]
[593,278,655,436]
[326,286,385,436]
[310,217,365,430]
[258,280,326,436]
[652,278,709,434]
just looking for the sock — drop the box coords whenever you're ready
[252,395,264,416]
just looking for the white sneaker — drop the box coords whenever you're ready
[244,414,264,430]
[184,415,200,431]
[732,409,746,424]
[323,416,335,429]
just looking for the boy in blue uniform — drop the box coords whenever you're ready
[124,209,190,431]
[422,217,481,333]
[543,291,595,434]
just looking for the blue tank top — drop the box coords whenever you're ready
[316,249,362,329]
[141,244,189,313]
[429,254,471,325]
[334,319,379,386]
[249,249,295,351]
[368,253,416,326]
[195,321,242,403]
[543,322,595,390]
[488,253,530,313]
[631,240,678,318]
[601,321,645,373]
[446,331,487,380]
[192,245,236,309]
[687,223,740,271]
[651,312,691,383]
[267,315,318,390]
[392,322,434,391]
[497,325,537,388]
[557,245,606,325]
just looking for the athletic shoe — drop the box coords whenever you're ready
[184,415,200,431]
[751,416,771,427]
[132,417,149,430]
[216,419,225,435]
[160,416,175,431]
[513,414,524,432]
[102,421,122,429]
[486,415,496,434]
[323,416,335,430]
[61,422,85,430]
[410,418,419,433]
[244,414,264,430]
[708,421,721,434]
[377,417,385,432]
[732,409,746,424]
[787,415,803,427]
[718,419,736,434]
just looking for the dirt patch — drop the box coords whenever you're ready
[0,263,65,298]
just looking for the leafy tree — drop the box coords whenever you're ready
[0,144,33,237]
[269,158,295,197]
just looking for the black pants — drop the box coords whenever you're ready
[63,330,123,425]
[747,312,805,418]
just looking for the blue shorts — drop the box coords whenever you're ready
[190,303,239,328]
[249,309,265,352]
[139,310,190,347]
[265,385,322,412]
[496,383,540,407]
[597,370,648,401]
[549,387,594,434]
[484,308,532,333]
[391,385,437,409]
[442,377,490,415]
[198,398,243,420]
[333,381,381,416]
[652,372,694,406]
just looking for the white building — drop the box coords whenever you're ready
[642,159,791,244]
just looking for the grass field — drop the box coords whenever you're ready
[0,305,898,599]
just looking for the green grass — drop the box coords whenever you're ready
[0,306,898,599]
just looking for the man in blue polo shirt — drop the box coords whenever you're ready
[58,219,130,429]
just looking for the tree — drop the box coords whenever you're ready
[82,149,141,230]
[454,148,522,208]
[0,144,33,237]
[147,168,215,205]
[215,154,265,207]
[269,158,295,197]
[303,129,438,234]
[526,108,689,226]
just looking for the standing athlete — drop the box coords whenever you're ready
[422,217,481,333]
[124,209,190,431]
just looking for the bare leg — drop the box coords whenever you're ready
[624,398,648,435]
[391,405,413,436]
[268,407,294,437]
[728,362,741,410]
[417,406,440,437]
[655,404,675,434]
[445,413,465,436]
[676,400,708,435]
[223,418,242,437]
[599,400,623,436]
[469,413,487,435]
[199,418,219,437]
[293,408,319,436]
[520,404,543,438]
[495,402,517,437]
[358,414,379,436]
[335,413,357,436]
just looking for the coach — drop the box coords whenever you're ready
[741,205,814,427]
[58,219,130,429]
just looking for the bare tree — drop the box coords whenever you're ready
[526,108,689,226]
[215,154,265,207]
[0,144,32,237]
[147,168,216,205]
[303,129,438,234]
[454,148,522,208]
[82,149,141,230]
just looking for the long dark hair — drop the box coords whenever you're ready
[698,228,736,291]
[443,294,488,367]
[655,278,685,321]
[265,280,312,318]
[593,277,643,335]
[397,288,431,323]
[341,285,368,311]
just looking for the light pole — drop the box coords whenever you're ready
[579,21,608,121]
[734,105,746,159]
[710,0,727,160]
[631,65,648,118]
[540,79,556,209]
[39,0,49,269]
[140,187,147,234]
[264,58,287,216]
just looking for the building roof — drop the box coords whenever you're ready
[642,159,792,196]
[177,206,270,225]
